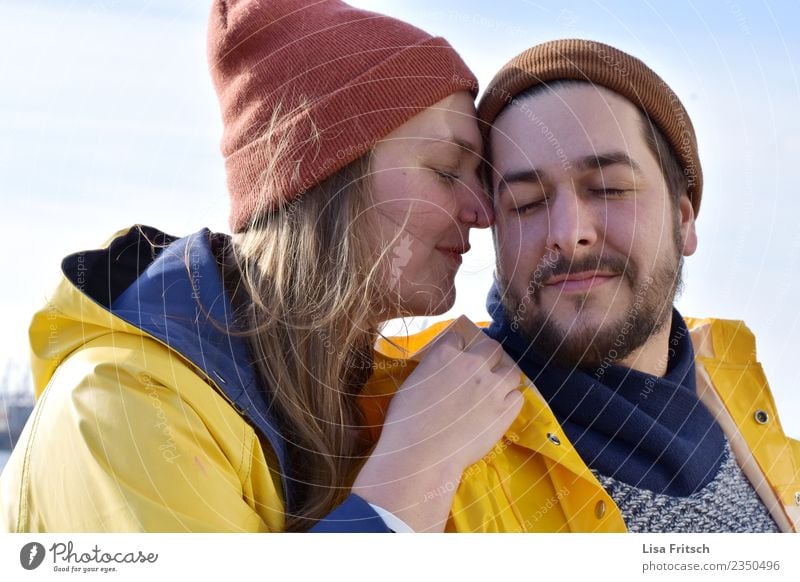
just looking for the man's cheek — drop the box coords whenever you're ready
[497,245,523,285]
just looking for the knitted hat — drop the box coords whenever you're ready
[477,39,702,216]
[207,0,478,233]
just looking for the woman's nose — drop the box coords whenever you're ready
[458,180,494,228]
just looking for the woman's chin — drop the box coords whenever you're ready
[384,283,456,319]
[413,290,456,318]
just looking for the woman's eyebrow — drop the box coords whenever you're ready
[422,135,481,157]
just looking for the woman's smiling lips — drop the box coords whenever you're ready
[545,271,618,292]
[436,243,470,266]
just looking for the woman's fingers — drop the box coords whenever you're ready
[434,330,466,352]
[504,385,524,408]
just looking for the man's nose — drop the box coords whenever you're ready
[544,187,598,255]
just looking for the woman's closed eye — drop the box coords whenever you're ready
[432,167,460,184]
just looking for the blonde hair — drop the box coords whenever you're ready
[220,105,405,531]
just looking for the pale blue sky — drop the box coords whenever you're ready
[1,1,799,436]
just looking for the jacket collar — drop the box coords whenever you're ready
[60,224,292,507]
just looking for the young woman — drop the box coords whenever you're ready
[0,0,523,533]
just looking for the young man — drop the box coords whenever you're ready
[363,39,799,533]
[474,39,799,532]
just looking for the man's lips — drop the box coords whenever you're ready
[544,271,619,292]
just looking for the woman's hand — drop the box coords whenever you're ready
[351,328,524,532]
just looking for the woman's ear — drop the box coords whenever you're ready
[678,194,697,257]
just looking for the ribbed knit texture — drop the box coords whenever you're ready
[477,39,702,216]
[593,437,780,532]
[207,0,478,232]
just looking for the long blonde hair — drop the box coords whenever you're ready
[220,106,403,531]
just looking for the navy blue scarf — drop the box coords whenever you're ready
[484,282,725,496]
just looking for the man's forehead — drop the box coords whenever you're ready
[489,84,644,163]
[499,84,636,126]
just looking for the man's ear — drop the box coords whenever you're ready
[678,194,697,256]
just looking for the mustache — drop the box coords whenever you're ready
[527,251,636,293]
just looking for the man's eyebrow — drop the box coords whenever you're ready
[575,151,642,173]
[496,167,548,201]
[495,152,641,201]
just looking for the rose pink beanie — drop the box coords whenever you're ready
[207,0,478,233]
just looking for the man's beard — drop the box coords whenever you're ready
[500,226,684,370]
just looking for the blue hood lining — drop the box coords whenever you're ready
[61,224,293,511]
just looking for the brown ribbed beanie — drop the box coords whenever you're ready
[478,39,702,216]
[207,0,478,233]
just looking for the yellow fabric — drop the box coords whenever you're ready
[1,241,797,533]
[686,317,800,530]
[364,316,800,532]
[0,228,285,532]
[366,317,624,532]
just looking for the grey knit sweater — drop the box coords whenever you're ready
[592,437,780,532]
